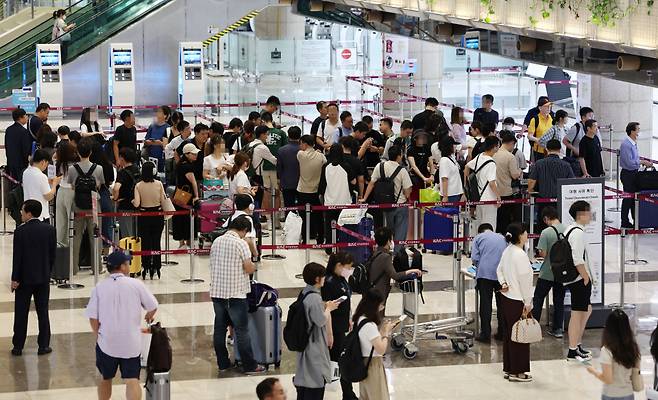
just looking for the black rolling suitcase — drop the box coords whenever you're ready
[52,243,71,282]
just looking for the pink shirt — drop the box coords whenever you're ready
[85,273,158,358]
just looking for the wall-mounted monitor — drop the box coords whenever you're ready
[40,51,60,67]
[183,48,202,64]
[113,50,132,66]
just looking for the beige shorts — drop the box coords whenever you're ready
[261,170,278,190]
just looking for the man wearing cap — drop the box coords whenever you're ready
[85,250,158,400]
[527,98,554,161]
[523,96,556,128]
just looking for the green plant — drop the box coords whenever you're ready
[478,0,655,27]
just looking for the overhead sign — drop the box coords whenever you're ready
[383,34,409,74]
[559,177,605,305]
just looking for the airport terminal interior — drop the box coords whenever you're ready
[3,0,658,399]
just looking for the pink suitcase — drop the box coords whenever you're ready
[198,197,232,233]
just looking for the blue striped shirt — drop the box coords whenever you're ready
[619,136,640,171]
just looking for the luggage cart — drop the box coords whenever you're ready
[391,278,473,360]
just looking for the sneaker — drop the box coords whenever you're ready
[218,364,236,372]
[226,335,234,346]
[546,329,564,338]
[244,365,266,375]
[567,348,590,362]
[37,347,52,356]
[576,346,592,360]
[577,345,591,355]
[503,372,510,380]
[508,373,533,382]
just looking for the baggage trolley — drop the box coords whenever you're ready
[391,278,474,360]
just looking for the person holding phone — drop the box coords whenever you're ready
[321,252,357,400]
[353,288,393,399]
[496,223,534,382]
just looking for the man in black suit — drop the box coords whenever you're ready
[11,199,56,356]
[5,108,32,181]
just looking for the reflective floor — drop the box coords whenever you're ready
[1,74,658,398]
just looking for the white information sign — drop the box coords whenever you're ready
[296,40,331,74]
[559,177,605,305]
[383,34,409,74]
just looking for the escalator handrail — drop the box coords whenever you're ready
[1,0,170,70]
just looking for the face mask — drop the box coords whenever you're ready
[340,268,354,279]
[503,124,514,131]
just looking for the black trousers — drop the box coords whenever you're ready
[297,191,324,243]
[329,329,358,400]
[138,213,165,273]
[476,278,504,339]
[282,188,298,209]
[620,169,638,226]
[296,386,325,400]
[501,295,530,374]
[13,283,50,350]
[496,194,521,234]
[532,278,565,330]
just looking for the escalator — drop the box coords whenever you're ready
[0,0,173,98]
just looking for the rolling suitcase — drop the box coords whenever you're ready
[337,213,374,265]
[119,236,142,277]
[637,170,658,191]
[234,304,282,369]
[145,371,170,400]
[639,190,658,228]
[52,243,71,282]
[423,207,459,253]
[198,197,232,233]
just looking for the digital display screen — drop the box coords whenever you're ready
[40,51,60,67]
[464,37,479,50]
[113,50,132,66]
[183,48,202,64]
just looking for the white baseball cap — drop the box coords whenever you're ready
[183,143,200,155]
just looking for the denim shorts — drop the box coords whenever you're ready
[95,344,141,380]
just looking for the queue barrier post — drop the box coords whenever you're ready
[305,203,311,265]
[466,57,471,109]
[93,225,100,286]
[112,222,120,251]
[58,212,84,290]
[625,193,647,265]
[163,217,179,266]
[610,228,636,310]
[608,145,621,212]
[413,201,419,249]
[517,68,522,109]
[262,188,286,260]
[446,213,460,293]
[528,196,535,257]
[0,169,11,235]
[331,220,337,254]
[181,208,204,284]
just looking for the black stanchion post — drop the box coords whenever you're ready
[528,196,535,257]
[608,149,621,212]
[181,208,204,283]
[262,188,285,260]
[625,193,647,265]
[59,212,83,289]
[305,203,310,265]
[331,220,337,254]
[413,201,419,249]
[0,169,9,235]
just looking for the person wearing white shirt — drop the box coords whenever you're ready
[331,111,354,147]
[247,126,278,208]
[221,194,259,259]
[228,153,256,200]
[317,103,340,149]
[564,200,594,362]
[436,136,464,203]
[22,150,61,222]
[496,223,533,383]
[353,289,394,399]
[165,120,191,162]
[464,136,500,231]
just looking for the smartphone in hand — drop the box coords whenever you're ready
[335,295,348,303]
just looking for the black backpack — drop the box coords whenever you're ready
[372,162,403,204]
[73,164,98,209]
[147,322,172,373]
[339,318,374,383]
[283,291,316,352]
[471,138,484,158]
[465,156,494,201]
[549,226,583,283]
[245,142,265,178]
[123,166,141,207]
[349,252,386,295]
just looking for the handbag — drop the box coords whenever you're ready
[172,185,193,207]
[161,187,175,221]
[419,186,441,204]
[632,367,644,392]
[283,211,303,244]
[511,315,543,344]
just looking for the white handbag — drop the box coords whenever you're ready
[325,361,341,392]
[511,316,543,344]
[283,211,303,244]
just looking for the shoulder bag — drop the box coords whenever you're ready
[172,185,193,207]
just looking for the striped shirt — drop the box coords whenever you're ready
[209,230,251,299]
[528,154,575,198]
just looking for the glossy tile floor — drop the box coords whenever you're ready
[2,75,658,398]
